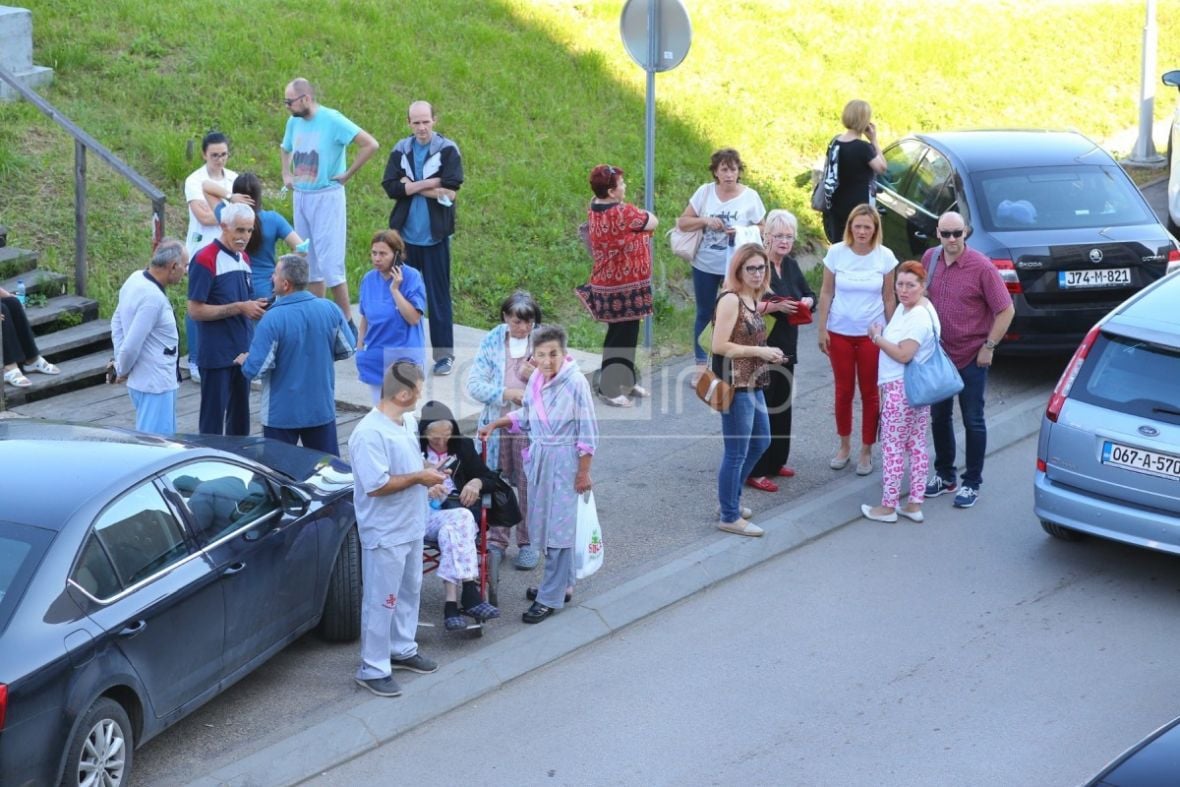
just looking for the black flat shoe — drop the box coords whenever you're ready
[526,586,572,603]
[522,601,555,624]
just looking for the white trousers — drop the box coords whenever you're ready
[357,538,423,680]
[294,186,347,287]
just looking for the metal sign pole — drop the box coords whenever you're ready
[642,0,658,351]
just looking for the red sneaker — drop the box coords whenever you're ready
[745,476,779,493]
[776,466,796,478]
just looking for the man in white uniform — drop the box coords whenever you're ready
[348,360,445,697]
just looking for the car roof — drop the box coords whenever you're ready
[916,130,1113,171]
[0,421,211,529]
[1105,271,1180,348]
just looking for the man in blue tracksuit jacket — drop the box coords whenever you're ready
[237,254,355,454]
[381,99,464,376]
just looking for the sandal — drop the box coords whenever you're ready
[630,385,650,398]
[25,357,60,375]
[718,518,764,537]
[597,392,633,408]
[3,368,31,388]
[526,586,573,603]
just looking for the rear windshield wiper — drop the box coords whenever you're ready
[1151,406,1180,417]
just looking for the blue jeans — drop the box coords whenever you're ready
[930,361,988,488]
[692,268,725,363]
[718,389,771,523]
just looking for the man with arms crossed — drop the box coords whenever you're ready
[280,77,379,335]
[236,254,355,455]
[111,238,187,435]
[382,100,463,375]
[922,211,1015,509]
[348,360,443,697]
[188,203,268,436]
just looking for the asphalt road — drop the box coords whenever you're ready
[312,433,1180,787]
[134,342,1064,785]
[137,175,1168,783]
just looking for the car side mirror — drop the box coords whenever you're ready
[1163,70,1180,90]
[280,485,309,517]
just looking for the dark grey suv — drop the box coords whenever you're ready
[876,130,1179,352]
[1034,269,1180,551]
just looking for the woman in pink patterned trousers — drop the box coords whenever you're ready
[861,261,939,524]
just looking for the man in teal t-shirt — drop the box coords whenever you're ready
[280,77,379,336]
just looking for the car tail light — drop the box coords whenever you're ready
[1168,247,1180,274]
[1046,324,1101,422]
[1036,457,1047,472]
[0,683,6,730]
[992,258,1022,294]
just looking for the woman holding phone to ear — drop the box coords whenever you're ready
[356,229,428,403]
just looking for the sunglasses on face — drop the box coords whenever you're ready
[939,229,965,239]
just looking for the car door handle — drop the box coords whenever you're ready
[222,562,247,576]
[118,620,147,638]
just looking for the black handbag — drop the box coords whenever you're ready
[487,474,523,526]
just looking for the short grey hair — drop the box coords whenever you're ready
[531,323,567,352]
[221,202,255,227]
[276,254,309,289]
[763,209,798,241]
[150,237,187,268]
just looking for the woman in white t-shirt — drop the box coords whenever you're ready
[676,149,766,382]
[816,204,897,475]
[862,261,938,523]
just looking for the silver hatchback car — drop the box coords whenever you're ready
[1035,270,1180,551]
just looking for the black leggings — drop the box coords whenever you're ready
[599,319,640,398]
[0,296,40,366]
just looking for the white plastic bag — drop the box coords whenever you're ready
[574,491,604,580]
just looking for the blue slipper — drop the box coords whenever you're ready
[444,615,468,631]
[462,601,501,621]
[514,545,539,570]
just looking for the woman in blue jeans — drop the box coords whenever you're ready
[711,243,784,537]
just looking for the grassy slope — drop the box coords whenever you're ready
[1,0,1178,355]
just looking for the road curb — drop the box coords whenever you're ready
[185,387,1050,787]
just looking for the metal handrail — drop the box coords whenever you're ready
[0,63,166,297]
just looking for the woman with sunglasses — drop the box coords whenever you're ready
[577,164,657,408]
[355,229,428,404]
[816,204,898,476]
[712,243,784,537]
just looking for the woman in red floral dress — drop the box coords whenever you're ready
[577,164,659,407]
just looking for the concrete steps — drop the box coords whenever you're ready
[2,349,111,407]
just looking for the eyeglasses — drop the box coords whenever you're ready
[769,234,795,242]
[284,94,307,107]
[939,229,965,239]
[744,265,767,273]
[208,152,229,159]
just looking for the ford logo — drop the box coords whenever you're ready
[1089,248,1104,264]
[1139,425,1160,437]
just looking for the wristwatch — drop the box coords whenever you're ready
[984,339,998,350]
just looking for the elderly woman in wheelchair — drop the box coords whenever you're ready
[419,401,503,632]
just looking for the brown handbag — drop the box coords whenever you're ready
[695,366,734,412]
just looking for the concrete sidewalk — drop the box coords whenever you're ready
[182,384,1051,787]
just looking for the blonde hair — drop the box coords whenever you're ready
[842,204,882,248]
[841,99,873,134]
[723,243,771,298]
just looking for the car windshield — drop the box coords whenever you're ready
[971,165,1153,231]
[0,521,53,634]
[1072,333,1180,425]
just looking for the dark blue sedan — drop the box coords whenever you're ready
[876,129,1179,352]
[0,421,361,787]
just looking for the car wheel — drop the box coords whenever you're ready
[1040,519,1084,541]
[62,697,134,787]
[318,524,361,642]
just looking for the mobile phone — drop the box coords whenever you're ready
[437,455,458,472]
